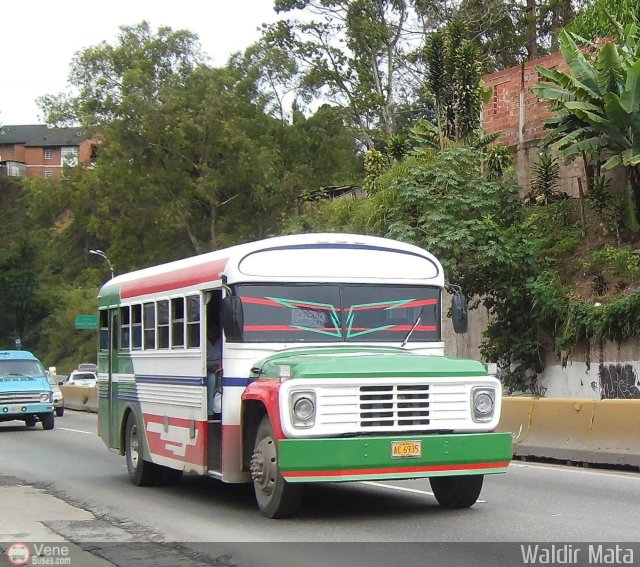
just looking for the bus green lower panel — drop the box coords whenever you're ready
[278,432,512,482]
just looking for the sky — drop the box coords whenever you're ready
[0,0,284,125]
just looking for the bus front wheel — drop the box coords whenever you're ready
[250,416,302,518]
[125,412,158,486]
[429,474,484,508]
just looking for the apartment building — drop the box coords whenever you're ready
[0,124,95,178]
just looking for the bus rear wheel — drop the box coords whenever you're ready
[25,416,37,428]
[125,412,158,486]
[250,416,302,518]
[429,474,484,508]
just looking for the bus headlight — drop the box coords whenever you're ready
[40,392,51,403]
[290,391,316,428]
[471,387,495,422]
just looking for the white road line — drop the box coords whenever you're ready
[512,460,640,479]
[58,427,93,435]
[360,481,486,503]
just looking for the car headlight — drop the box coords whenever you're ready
[471,387,495,422]
[290,391,316,428]
[40,392,51,403]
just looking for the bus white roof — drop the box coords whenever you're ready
[97,233,444,305]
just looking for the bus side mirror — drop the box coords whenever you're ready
[221,296,244,341]
[451,292,468,334]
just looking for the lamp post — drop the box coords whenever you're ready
[89,249,115,279]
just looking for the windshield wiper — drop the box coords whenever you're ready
[401,306,426,347]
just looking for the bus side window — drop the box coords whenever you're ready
[143,302,155,349]
[186,295,200,348]
[99,310,109,351]
[157,300,169,349]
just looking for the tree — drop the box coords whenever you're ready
[424,19,488,145]
[568,0,640,40]
[264,0,423,147]
[532,23,640,221]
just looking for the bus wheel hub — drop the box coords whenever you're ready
[250,438,276,493]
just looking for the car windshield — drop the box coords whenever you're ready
[72,372,95,380]
[235,283,441,343]
[0,360,45,376]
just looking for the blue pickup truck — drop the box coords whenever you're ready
[0,350,55,429]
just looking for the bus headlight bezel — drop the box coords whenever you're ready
[471,387,495,422]
[290,391,316,428]
[40,392,51,403]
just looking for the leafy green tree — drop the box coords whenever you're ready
[265,0,423,147]
[424,20,488,145]
[568,0,640,40]
[0,239,42,349]
[532,23,640,221]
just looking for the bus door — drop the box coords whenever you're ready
[205,289,223,471]
[108,309,118,449]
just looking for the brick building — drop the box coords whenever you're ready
[0,124,96,178]
[481,51,584,196]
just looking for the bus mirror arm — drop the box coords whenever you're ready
[221,296,244,341]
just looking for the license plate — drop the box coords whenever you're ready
[391,440,422,458]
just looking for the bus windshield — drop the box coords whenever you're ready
[235,283,441,343]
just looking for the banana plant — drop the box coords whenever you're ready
[532,19,640,220]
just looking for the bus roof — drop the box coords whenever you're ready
[97,233,444,308]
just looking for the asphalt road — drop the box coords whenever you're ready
[2,411,640,567]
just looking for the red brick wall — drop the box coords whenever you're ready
[482,51,568,147]
[480,51,593,197]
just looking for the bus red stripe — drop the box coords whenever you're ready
[121,258,228,298]
[283,461,510,478]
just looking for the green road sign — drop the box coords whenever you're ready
[75,314,98,330]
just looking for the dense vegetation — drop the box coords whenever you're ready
[1,0,639,389]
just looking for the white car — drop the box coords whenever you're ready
[66,370,97,387]
[47,375,65,416]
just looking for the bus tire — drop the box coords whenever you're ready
[250,416,302,518]
[25,416,37,427]
[40,412,55,430]
[429,474,484,508]
[125,412,158,486]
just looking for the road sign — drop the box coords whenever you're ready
[75,314,98,330]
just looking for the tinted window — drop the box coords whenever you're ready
[235,284,440,343]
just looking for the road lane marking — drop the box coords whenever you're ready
[360,481,486,503]
[58,427,94,435]
[513,461,640,480]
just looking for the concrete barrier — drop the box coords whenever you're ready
[498,397,640,467]
[580,400,640,467]
[60,385,97,412]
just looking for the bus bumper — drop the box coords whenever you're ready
[278,432,512,483]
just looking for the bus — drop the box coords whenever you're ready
[96,233,511,518]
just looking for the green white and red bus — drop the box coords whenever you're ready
[96,233,511,518]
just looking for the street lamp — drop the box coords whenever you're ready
[89,249,115,279]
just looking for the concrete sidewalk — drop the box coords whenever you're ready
[0,484,115,566]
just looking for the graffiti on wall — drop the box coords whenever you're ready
[599,363,640,400]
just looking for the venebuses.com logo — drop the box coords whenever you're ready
[6,542,72,566]
[6,543,30,566]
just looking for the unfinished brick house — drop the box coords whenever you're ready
[0,124,96,178]
[481,51,586,197]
